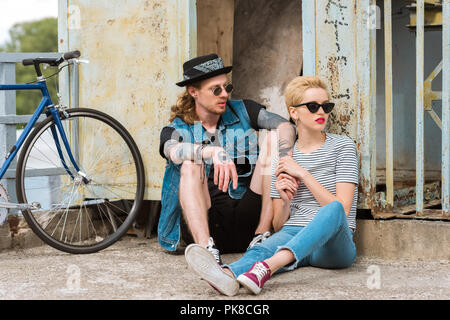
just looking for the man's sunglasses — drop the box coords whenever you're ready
[292,102,335,113]
[211,83,233,96]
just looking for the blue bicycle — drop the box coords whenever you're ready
[0,51,145,254]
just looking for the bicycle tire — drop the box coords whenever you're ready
[15,108,145,254]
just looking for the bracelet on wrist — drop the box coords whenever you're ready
[194,144,206,164]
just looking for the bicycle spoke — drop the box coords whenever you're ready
[49,180,77,238]
[88,180,137,197]
[29,141,64,169]
[85,183,127,225]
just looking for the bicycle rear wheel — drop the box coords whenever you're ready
[15,108,145,254]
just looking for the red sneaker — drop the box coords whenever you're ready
[237,261,271,294]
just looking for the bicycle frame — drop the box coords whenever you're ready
[0,80,82,182]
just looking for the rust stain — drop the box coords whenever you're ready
[326,55,340,95]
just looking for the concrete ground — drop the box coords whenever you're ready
[0,235,449,300]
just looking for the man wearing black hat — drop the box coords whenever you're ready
[157,54,296,264]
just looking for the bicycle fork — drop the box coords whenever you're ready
[47,106,91,185]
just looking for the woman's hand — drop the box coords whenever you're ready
[275,156,306,180]
[275,173,300,202]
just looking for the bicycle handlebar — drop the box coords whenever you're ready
[22,50,81,77]
[63,50,81,60]
[23,50,80,66]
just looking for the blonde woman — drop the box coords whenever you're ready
[185,76,359,296]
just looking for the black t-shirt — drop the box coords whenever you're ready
[159,99,265,199]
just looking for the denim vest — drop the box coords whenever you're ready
[157,100,259,251]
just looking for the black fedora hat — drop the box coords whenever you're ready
[176,53,232,87]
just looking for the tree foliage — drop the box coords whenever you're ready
[0,17,58,117]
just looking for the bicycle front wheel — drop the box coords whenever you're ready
[16,108,145,254]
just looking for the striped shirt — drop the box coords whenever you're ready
[270,133,359,230]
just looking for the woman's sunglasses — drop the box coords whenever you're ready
[292,102,335,113]
[211,83,233,96]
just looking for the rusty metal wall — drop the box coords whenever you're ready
[58,0,197,200]
[375,0,443,176]
[314,0,359,139]
[304,0,449,217]
[374,0,447,216]
[56,0,448,215]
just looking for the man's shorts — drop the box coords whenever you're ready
[180,188,262,254]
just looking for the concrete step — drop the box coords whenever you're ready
[0,218,44,251]
[354,219,450,261]
[2,217,450,262]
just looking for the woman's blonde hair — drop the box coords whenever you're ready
[284,76,330,117]
[169,83,201,124]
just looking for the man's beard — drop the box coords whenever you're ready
[204,102,227,115]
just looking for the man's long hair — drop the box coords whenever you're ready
[169,83,200,124]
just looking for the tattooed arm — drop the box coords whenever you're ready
[162,139,227,165]
[160,127,202,164]
[256,108,296,157]
[162,139,238,192]
[163,139,198,164]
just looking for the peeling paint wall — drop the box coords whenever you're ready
[59,0,196,200]
[315,0,358,139]
[307,0,377,209]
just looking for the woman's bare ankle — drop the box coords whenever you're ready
[223,267,235,278]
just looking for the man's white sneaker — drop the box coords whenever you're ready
[205,237,223,266]
[185,244,239,296]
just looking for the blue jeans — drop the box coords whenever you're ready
[226,201,356,277]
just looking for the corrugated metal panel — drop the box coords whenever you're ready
[356,0,377,210]
[384,0,394,208]
[416,0,425,214]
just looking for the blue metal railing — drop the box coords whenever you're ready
[0,52,78,209]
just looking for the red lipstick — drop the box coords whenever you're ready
[315,117,325,124]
